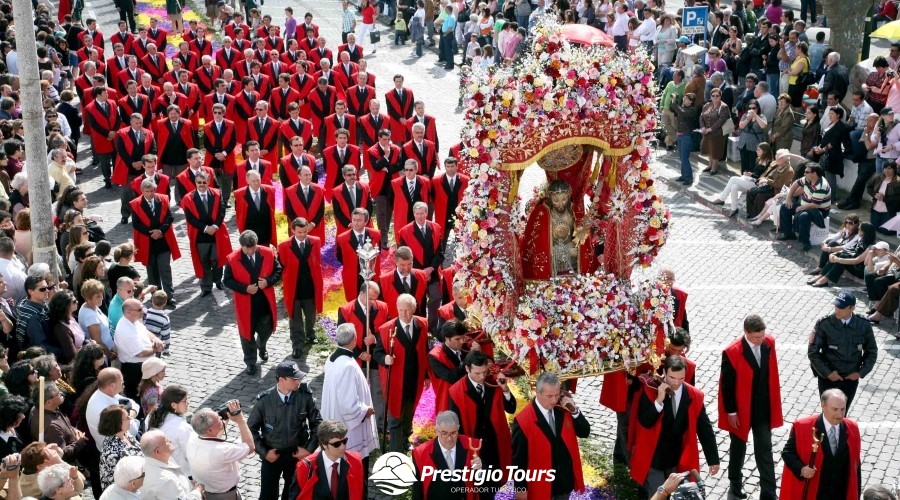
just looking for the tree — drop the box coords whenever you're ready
[10,0,59,277]
[820,0,877,67]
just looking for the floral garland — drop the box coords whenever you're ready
[454,18,671,374]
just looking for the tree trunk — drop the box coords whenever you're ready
[11,0,60,278]
[820,0,876,67]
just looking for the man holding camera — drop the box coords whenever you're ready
[248,361,323,500]
[186,400,255,500]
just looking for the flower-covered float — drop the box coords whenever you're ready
[453,18,673,383]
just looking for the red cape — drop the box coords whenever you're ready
[673,287,688,328]
[181,188,233,278]
[322,145,361,202]
[235,159,274,190]
[337,299,390,367]
[629,383,704,485]
[331,182,373,236]
[390,176,431,242]
[233,185,277,245]
[203,119,238,175]
[514,402,584,498]
[378,317,428,418]
[295,450,364,500]
[246,116,280,166]
[277,236,323,315]
[226,247,278,340]
[718,336,783,441]
[363,142,401,197]
[779,415,861,500]
[279,153,316,187]
[432,173,469,233]
[398,221,443,271]
[384,87,414,144]
[283,182,326,241]
[113,127,155,185]
[130,174,171,199]
[520,203,594,281]
[379,269,428,319]
[449,378,513,477]
[427,344,458,413]
[129,194,182,266]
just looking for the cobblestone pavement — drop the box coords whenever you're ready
[75,0,900,498]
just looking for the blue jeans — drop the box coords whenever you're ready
[767,73,780,99]
[801,0,817,23]
[677,133,694,181]
[779,203,828,245]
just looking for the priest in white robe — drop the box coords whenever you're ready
[322,323,379,471]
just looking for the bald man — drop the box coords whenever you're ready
[114,298,164,399]
[140,430,203,500]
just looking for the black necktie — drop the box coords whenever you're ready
[475,384,484,399]
[402,276,411,293]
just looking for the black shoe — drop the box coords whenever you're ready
[246,364,257,375]
[702,167,712,173]
[166,299,177,308]
[681,179,693,185]
[307,336,318,345]
[775,234,795,241]
[729,486,748,499]
[200,290,211,297]
[711,199,725,205]
[292,349,302,359]
[729,209,739,218]
[214,281,224,290]
[802,243,812,252]
[260,350,269,362]
[104,181,113,190]
[674,176,684,182]
[120,217,129,225]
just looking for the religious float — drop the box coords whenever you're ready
[453,18,674,383]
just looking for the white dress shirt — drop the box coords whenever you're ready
[114,317,155,364]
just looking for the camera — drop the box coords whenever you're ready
[671,470,706,500]
[216,400,242,419]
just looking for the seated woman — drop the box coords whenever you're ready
[747,151,806,226]
[864,242,897,305]
[712,141,773,217]
[867,160,900,235]
[807,222,876,287]
[807,215,861,276]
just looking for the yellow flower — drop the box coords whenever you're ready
[468,148,479,158]
[543,99,554,111]
[565,78,575,87]
[488,130,499,139]
[533,77,545,87]
[502,90,513,101]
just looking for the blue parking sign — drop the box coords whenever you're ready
[681,6,708,36]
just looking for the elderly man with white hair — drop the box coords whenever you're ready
[322,323,378,471]
[36,462,80,500]
[186,402,254,499]
[140,430,203,500]
[98,456,145,500]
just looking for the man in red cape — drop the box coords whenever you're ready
[181,171,232,297]
[130,154,171,201]
[332,166,373,237]
[384,75,414,145]
[448,350,516,496]
[337,281,390,432]
[223,230,283,375]
[279,133,317,186]
[398,201,444,330]
[411,412,483,500]
[391,161,431,242]
[335,209,381,302]
[630,356,719,497]
[114,113,155,225]
[661,268,690,331]
[780,388,861,500]
[202,103,238,203]
[233,169,277,247]
[322,129,361,203]
[84,86,121,188]
[322,101,358,149]
[364,129,402,249]
[293,420,365,500]
[427,320,468,414]
[278,217,323,359]
[175,149,217,202]
[246,101,280,167]
[511,372,590,499]
[284,166,326,242]
[401,123,438,177]
[431,157,469,242]
[372,293,428,452]
[718,314,783,500]
[235,141,275,190]
[130,178,181,303]
[379,247,428,319]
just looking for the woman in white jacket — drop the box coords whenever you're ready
[147,385,197,478]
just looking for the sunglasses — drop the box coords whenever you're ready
[37,286,51,292]
[327,438,348,447]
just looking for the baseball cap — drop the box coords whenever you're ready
[875,241,890,250]
[275,361,306,379]
[833,290,857,309]
[678,36,690,44]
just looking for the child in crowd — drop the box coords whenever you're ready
[139,357,167,415]
[145,290,172,356]
[395,12,408,45]
[465,33,480,65]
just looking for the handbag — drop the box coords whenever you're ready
[370,30,381,44]
[796,57,816,88]
[721,114,735,136]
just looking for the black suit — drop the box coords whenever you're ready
[242,189,274,246]
[373,318,425,452]
[184,190,226,290]
[132,196,175,296]
[311,452,351,500]
[721,339,776,498]
[510,401,591,496]
[412,439,468,499]
[782,415,861,500]
[819,64,850,105]
[636,386,719,495]
[427,344,465,386]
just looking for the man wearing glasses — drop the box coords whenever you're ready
[776,162,832,252]
[114,298,164,399]
[411,411,483,498]
[248,361,322,500]
[390,159,430,242]
[293,420,365,499]
[15,275,54,358]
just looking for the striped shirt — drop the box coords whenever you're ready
[801,176,832,211]
[341,9,356,33]
[144,307,171,346]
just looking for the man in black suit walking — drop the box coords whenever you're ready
[411,411,483,499]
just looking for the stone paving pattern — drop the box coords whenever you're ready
[73,0,900,497]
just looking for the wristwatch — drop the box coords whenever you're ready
[656,486,670,497]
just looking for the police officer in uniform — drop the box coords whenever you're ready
[247,361,324,500]
[808,290,878,414]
